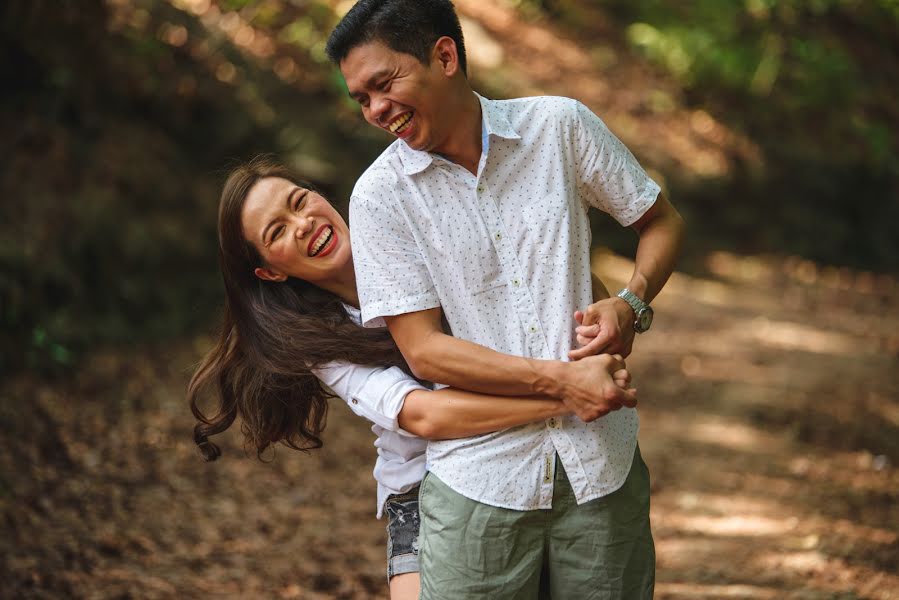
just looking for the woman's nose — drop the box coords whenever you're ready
[295,215,314,238]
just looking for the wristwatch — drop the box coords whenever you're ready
[616,288,654,333]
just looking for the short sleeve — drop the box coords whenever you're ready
[349,183,440,327]
[571,100,660,226]
[312,361,426,436]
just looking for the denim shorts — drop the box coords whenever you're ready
[385,485,421,579]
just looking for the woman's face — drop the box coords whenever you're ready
[241,176,352,285]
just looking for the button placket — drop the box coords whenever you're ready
[539,437,557,506]
[477,174,551,360]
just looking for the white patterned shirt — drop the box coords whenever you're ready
[312,305,427,518]
[350,94,660,510]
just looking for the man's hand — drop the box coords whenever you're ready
[568,297,636,360]
[557,354,637,422]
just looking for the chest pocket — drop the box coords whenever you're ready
[521,192,580,266]
[436,206,503,295]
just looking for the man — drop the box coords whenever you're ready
[326,1,685,597]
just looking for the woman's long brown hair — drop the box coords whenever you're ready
[188,156,408,461]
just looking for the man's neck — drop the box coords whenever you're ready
[434,91,483,176]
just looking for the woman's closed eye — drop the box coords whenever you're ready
[269,224,285,245]
[293,189,308,211]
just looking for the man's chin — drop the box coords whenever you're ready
[401,135,422,149]
[407,140,434,154]
[399,130,427,151]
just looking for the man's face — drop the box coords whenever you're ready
[341,40,449,153]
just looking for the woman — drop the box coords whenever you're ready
[188,156,629,599]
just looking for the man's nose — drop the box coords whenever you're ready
[370,94,390,123]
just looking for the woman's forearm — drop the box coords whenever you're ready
[398,388,569,440]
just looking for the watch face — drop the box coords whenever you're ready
[636,306,654,332]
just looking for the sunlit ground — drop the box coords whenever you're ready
[3,248,895,599]
[594,249,899,600]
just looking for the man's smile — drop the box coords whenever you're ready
[387,111,414,136]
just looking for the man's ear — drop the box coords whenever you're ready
[254,267,287,282]
[433,36,460,76]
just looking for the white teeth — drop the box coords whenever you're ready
[310,226,333,256]
[388,112,412,133]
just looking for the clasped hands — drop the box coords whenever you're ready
[559,296,638,423]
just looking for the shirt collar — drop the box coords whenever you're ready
[396,93,521,176]
[478,93,521,141]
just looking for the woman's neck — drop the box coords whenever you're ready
[319,261,359,308]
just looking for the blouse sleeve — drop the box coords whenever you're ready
[312,360,426,436]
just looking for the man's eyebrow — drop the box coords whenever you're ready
[348,68,393,99]
[261,187,301,243]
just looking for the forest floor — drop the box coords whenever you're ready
[2,251,898,599]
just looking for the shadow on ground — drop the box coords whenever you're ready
[2,251,897,599]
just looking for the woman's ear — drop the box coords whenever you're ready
[254,267,287,282]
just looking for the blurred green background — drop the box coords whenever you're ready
[2,0,896,376]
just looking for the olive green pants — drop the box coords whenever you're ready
[418,446,655,599]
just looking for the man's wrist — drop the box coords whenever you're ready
[625,275,649,300]
[612,296,635,320]
[615,288,654,333]
[531,359,567,399]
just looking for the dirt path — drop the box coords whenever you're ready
[595,251,899,599]
[2,251,896,599]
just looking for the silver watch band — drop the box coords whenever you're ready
[616,288,647,313]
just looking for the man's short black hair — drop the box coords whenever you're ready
[325,0,467,76]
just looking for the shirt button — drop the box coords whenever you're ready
[548,418,557,428]
[512,279,520,287]
[529,326,538,333]
[494,232,502,240]
[351,399,358,405]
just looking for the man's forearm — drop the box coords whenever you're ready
[387,308,636,421]
[626,194,685,303]
[403,325,564,397]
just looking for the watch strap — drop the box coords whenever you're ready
[616,288,648,313]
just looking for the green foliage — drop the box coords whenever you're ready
[2,0,897,377]
[595,0,898,163]
[0,0,385,377]
[547,0,899,271]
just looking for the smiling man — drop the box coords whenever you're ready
[326,1,684,598]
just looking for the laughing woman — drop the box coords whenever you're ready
[188,156,629,599]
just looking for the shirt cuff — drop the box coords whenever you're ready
[360,292,442,328]
[352,371,428,435]
[617,181,661,227]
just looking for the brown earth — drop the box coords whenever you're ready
[2,250,897,599]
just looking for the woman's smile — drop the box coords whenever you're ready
[308,224,336,257]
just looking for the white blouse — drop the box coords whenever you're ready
[311,304,427,518]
